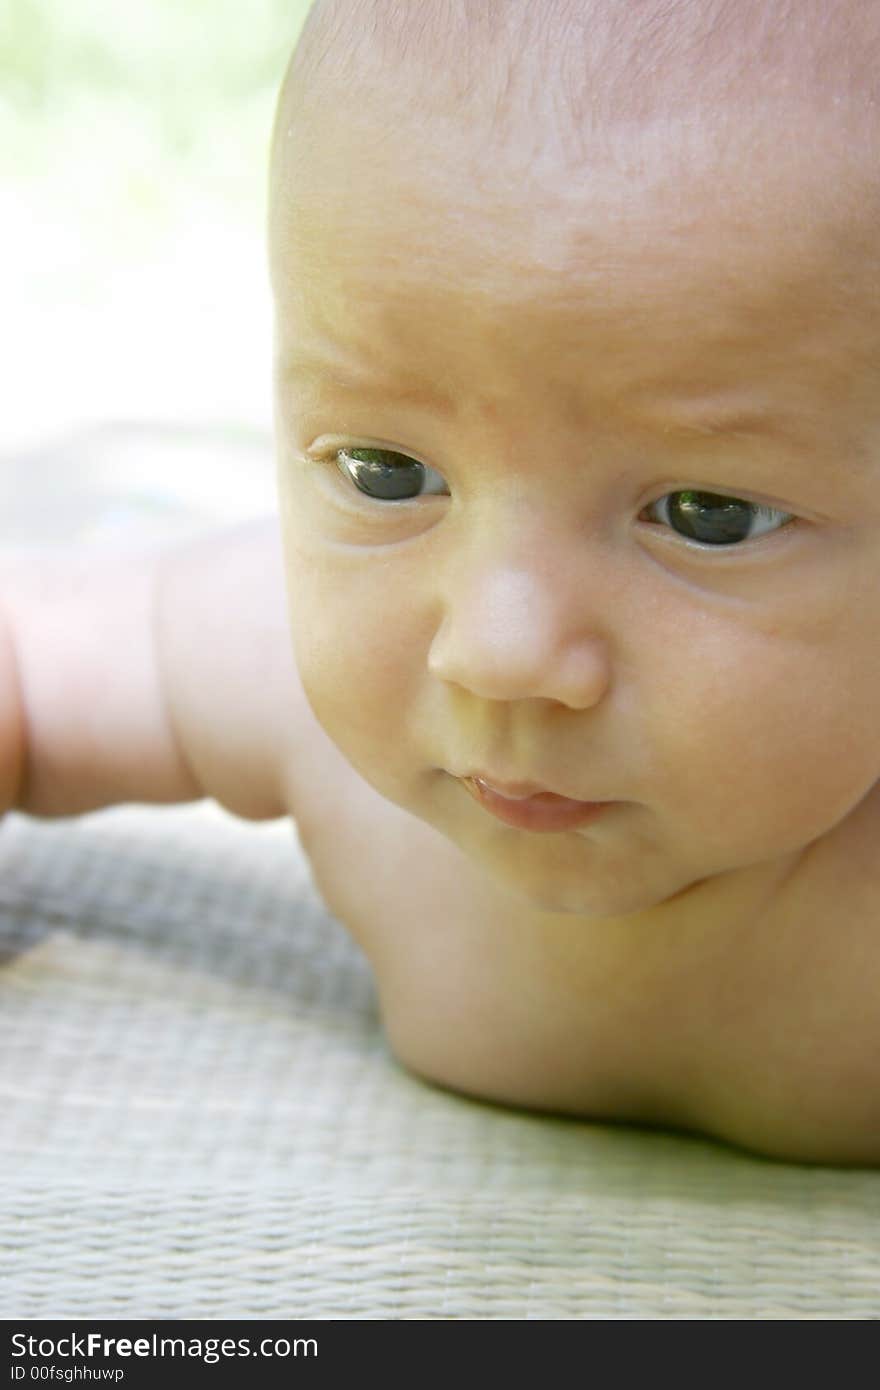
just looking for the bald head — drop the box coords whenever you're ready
[274,0,878,175]
[269,0,879,323]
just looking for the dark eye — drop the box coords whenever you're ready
[642,490,793,546]
[336,448,449,502]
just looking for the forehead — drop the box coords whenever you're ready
[270,0,880,463]
[272,87,879,423]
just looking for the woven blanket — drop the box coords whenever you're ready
[2,802,878,1319]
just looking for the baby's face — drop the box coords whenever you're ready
[271,73,880,919]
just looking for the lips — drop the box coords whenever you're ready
[459,774,612,833]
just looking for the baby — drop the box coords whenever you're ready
[2,0,879,1163]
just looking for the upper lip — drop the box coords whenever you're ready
[457,771,604,803]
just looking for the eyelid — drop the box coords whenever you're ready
[306,435,434,470]
[638,480,801,516]
[645,493,792,541]
[339,446,449,499]
[305,438,451,514]
[636,489,803,561]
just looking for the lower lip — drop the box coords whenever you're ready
[460,777,612,833]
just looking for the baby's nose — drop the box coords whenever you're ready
[427,558,611,711]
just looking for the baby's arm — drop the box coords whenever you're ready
[0,520,297,821]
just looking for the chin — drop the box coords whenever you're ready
[482,850,678,920]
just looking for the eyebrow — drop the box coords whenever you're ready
[281,348,455,414]
[649,402,805,447]
[285,347,808,450]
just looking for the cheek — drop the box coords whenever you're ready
[648,617,880,854]
[281,530,430,773]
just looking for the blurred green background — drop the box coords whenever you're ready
[1,0,312,478]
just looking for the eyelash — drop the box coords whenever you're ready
[640,491,794,547]
[326,446,795,549]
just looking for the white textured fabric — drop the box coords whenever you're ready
[2,803,879,1319]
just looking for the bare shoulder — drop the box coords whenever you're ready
[155,517,312,820]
